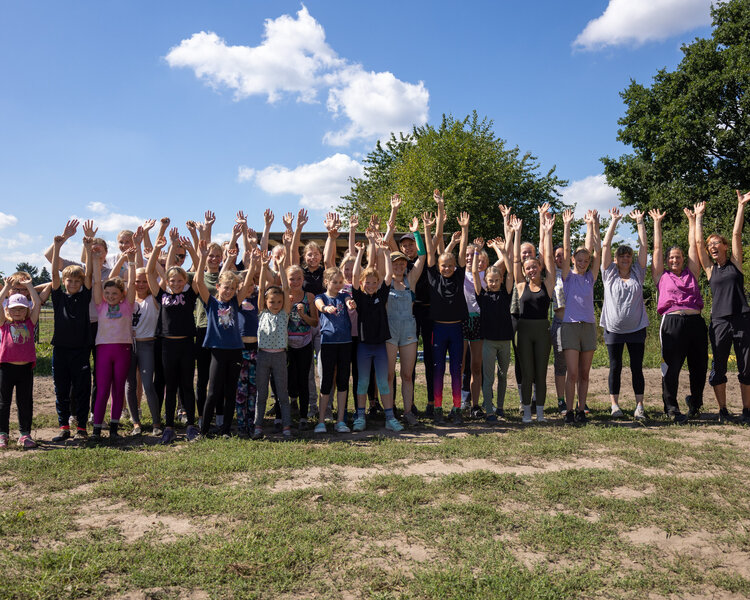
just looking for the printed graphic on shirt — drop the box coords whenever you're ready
[106,304,122,319]
[241,299,256,312]
[132,306,142,327]
[162,293,186,306]
[9,322,31,344]
[218,305,234,329]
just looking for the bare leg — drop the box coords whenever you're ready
[399,343,417,412]
[336,390,347,422]
[577,350,594,412]
[564,349,580,413]
[743,383,750,410]
[713,383,727,409]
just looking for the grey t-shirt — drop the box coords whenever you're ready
[599,260,649,333]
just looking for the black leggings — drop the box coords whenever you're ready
[162,337,196,427]
[202,348,242,435]
[285,343,313,419]
[194,327,212,417]
[0,363,33,435]
[320,343,351,395]
[607,342,645,396]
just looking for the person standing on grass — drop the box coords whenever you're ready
[551,243,568,415]
[694,192,750,424]
[650,208,706,424]
[0,276,42,449]
[600,208,650,421]
[511,211,556,424]
[560,209,601,425]
[49,233,93,442]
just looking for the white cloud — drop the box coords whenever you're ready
[165,6,342,103]
[167,7,429,145]
[0,212,18,229]
[0,232,41,250]
[242,153,364,210]
[559,174,621,216]
[86,201,108,214]
[73,203,143,233]
[573,0,713,51]
[324,68,429,146]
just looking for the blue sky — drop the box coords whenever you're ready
[0,0,715,275]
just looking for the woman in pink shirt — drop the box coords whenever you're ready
[651,208,707,423]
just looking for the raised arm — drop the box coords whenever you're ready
[146,236,167,295]
[291,209,308,266]
[512,216,524,288]
[537,202,550,271]
[165,227,180,270]
[132,226,145,269]
[649,209,665,284]
[278,254,291,313]
[261,209,274,255]
[0,280,9,327]
[237,249,260,302]
[682,208,700,278]
[82,236,93,289]
[203,211,216,244]
[92,253,103,306]
[433,189,446,254]
[193,240,210,303]
[348,215,360,255]
[457,211,470,268]
[424,212,436,268]
[445,231,461,255]
[379,239,394,286]
[630,209,648,270]
[498,204,511,245]
[561,209,573,281]
[694,201,712,277]
[542,212,556,294]
[351,242,365,290]
[601,207,622,270]
[384,194,401,252]
[323,212,340,269]
[471,248,483,295]
[124,248,137,304]
[732,190,750,268]
[51,235,65,290]
[258,252,270,312]
[141,219,156,254]
[45,219,79,272]
[590,211,602,280]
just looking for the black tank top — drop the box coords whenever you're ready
[519,284,550,320]
[710,261,750,319]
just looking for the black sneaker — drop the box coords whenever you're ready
[433,407,446,426]
[410,404,421,417]
[564,411,576,425]
[719,407,733,424]
[739,409,750,426]
[495,407,505,419]
[424,404,435,417]
[576,410,588,425]
[52,428,71,442]
[669,412,689,425]
[558,398,566,414]
[450,407,464,425]
[686,395,701,420]
[90,427,102,442]
[109,423,121,441]
[273,420,282,433]
[368,404,385,421]
[471,406,485,420]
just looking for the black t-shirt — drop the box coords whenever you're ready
[352,283,391,344]
[710,261,750,319]
[51,286,92,347]
[426,264,469,322]
[156,287,198,337]
[476,285,513,341]
[407,259,430,305]
[303,265,325,296]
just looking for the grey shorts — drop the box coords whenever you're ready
[560,321,597,352]
[387,317,418,347]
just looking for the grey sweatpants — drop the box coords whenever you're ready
[125,339,161,426]
[255,350,291,428]
[482,339,511,414]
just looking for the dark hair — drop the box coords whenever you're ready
[264,285,283,298]
[615,245,633,257]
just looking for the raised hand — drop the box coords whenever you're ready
[489,237,505,252]
[62,219,79,239]
[498,204,511,219]
[297,208,309,228]
[391,194,402,209]
[185,220,197,233]
[154,236,167,251]
[649,209,665,223]
[282,212,294,230]
[409,217,419,233]
[124,246,137,263]
[369,214,380,231]
[198,239,208,257]
[434,189,444,205]
[160,216,171,229]
[542,212,556,232]
[53,235,66,247]
[473,237,485,249]
[204,211,216,226]
[584,210,595,224]
[457,211,470,227]
[510,215,523,232]
[683,207,696,220]
[324,212,336,231]
[232,223,244,238]
[178,236,194,251]
[82,219,98,238]
[264,209,275,227]
[537,202,551,216]
[350,214,359,229]
[562,209,574,225]
[132,226,144,246]
[628,209,644,223]
[450,231,462,244]
[694,201,706,217]
[142,219,156,232]
[246,228,258,246]
[737,190,750,206]
[354,241,365,252]
[422,212,435,228]
[169,227,179,241]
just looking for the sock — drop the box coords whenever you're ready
[522,405,531,421]
[536,405,545,419]
[357,407,366,419]
[384,408,394,420]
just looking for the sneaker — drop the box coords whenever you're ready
[558,398,566,414]
[584,404,590,415]
[495,407,505,419]
[352,417,366,432]
[74,428,88,441]
[424,404,435,417]
[433,407,446,426]
[686,396,701,420]
[611,405,624,418]
[186,425,200,441]
[471,406,485,420]
[576,410,588,425]
[368,405,384,421]
[335,421,351,434]
[521,405,532,424]
[251,427,264,440]
[485,414,498,424]
[131,424,142,437]
[282,428,292,440]
[0,433,8,449]
[450,407,464,425]
[52,428,71,442]
[410,404,421,417]
[634,404,646,421]
[719,407,733,424]
[90,428,102,442]
[298,419,309,432]
[669,412,689,425]
[565,411,576,425]
[273,420,282,434]
[739,409,750,426]
[109,423,121,441]
[385,417,404,432]
[535,406,546,423]
[314,422,327,434]
[404,412,419,428]
[160,428,177,445]
[152,426,163,437]
[17,435,37,449]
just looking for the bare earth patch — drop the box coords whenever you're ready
[598,484,655,500]
[111,589,210,600]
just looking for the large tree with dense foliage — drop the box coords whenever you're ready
[340,112,568,245]
[602,0,750,249]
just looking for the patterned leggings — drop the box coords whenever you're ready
[235,343,257,432]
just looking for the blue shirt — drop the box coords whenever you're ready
[316,292,352,344]
[238,292,259,337]
[202,296,243,349]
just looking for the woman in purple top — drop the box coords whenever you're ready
[695,192,750,424]
[560,209,601,424]
[651,208,706,423]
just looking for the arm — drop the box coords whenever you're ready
[146,236,167,295]
[278,258,291,313]
[132,226,145,269]
[649,209,664,284]
[0,281,9,326]
[380,241,393,286]
[203,210,215,243]
[141,219,156,254]
[92,254,103,305]
[193,240,209,302]
[601,208,621,271]
[352,242,365,290]
[110,253,128,282]
[683,208,700,278]
[498,204,511,246]
[732,190,750,268]
[694,201,712,277]
[237,250,259,302]
[291,209,307,266]
[537,203,550,271]
[124,249,137,304]
[512,216,524,289]
[630,209,648,270]
[542,213,556,295]
[323,212,340,269]
[445,231,461,255]
[348,215,359,255]
[457,211,470,268]
[590,213,602,281]
[423,212,436,268]
[258,253,270,312]
[561,210,573,281]
[51,236,65,290]
[433,189,446,254]
[45,219,79,272]
[384,194,401,252]
[21,278,42,325]
[165,227,180,269]
[471,250,482,295]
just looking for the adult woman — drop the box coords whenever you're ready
[560,209,601,424]
[512,212,556,423]
[695,192,750,423]
[650,208,706,423]
[600,208,649,420]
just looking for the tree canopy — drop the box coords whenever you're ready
[601,0,750,249]
[339,112,568,246]
[15,262,51,286]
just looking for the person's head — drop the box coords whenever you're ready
[523,257,542,283]
[173,244,187,266]
[706,234,729,263]
[134,267,150,298]
[340,256,355,284]
[206,243,223,273]
[323,267,344,295]
[91,237,108,260]
[391,252,408,278]
[666,246,685,274]
[287,265,304,290]
[554,245,565,269]
[61,265,85,295]
[520,242,536,263]
[437,252,457,278]
[216,271,239,302]
[304,241,323,270]
[165,266,188,293]
[614,245,633,274]
[103,277,126,305]
[399,234,417,261]
[360,267,380,295]
[271,244,285,263]
[8,272,32,299]
[476,249,489,271]
[264,285,285,314]
[485,265,503,292]
[466,244,478,268]
[573,247,591,272]
[6,294,31,322]
[117,230,134,253]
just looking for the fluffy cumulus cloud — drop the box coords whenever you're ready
[559,174,621,215]
[74,203,143,233]
[0,212,18,229]
[166,6,428,144]
[239,153,364,210]
[573,0,713,51]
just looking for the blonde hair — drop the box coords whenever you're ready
[61,265,85,282]
[286,265,304,278]
[573,246,591,258]
[207,242,223,255]
[707,233,728,247]
[323,267,343,286]
[103,277,125,293]
[218,271,239,289]
[166,266,188,281]
[92,237,108,252]
[8,271,31,285]
[118,230,134,240]
[359,267,380,283]
[485,265,503,277]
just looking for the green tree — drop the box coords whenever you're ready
[340,112,568,245]
[602,0,750,250]
[15,262,51,286]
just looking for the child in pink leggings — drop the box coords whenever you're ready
[91,241,136,441]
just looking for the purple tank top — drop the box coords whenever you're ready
[656,269,703,315]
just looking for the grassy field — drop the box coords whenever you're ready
[1,374,749,600]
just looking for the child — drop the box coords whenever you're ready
[50,234,93,441]
[424,211,470,425]
[195,243,257,437]
[0,278,42,449]
[91,245,137,441]
[351,240,401,431]
[235,257,260,437]
[253,249,293,439]
[314,267,357,434]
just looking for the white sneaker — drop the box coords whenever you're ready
[535,406,546,422]
[611,404,624,418]
[634,404,646,420]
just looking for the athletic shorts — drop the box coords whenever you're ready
[560,321,597,352]
[462,313,481,342]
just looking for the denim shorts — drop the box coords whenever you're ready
[387,317,418,346]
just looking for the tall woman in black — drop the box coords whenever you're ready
[695,192,750,423]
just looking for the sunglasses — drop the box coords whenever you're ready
[175,254,186,259]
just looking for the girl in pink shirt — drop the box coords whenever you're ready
[90,243,136,441]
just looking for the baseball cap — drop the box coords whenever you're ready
[390,251,409,262]
[399,233,415,242]
[7,294,30,309]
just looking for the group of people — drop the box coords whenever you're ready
[1,189,749,449]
